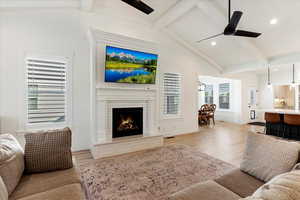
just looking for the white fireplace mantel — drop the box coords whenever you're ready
[91,90,162,159]
[95,92,158,143]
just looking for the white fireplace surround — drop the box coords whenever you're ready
[88,29,163,158]
[96,93,156,143]
[91,89,163,159]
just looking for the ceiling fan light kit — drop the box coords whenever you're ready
[197,0,262,43]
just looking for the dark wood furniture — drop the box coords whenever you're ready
[207,104,216,125]
[198,105,209,125]
[265,112,300,140]
[283,114,300,140]
[265,112,282,137]
[198,104,216,125]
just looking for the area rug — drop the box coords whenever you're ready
[80,145,235,200]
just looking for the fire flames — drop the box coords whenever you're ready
[117,116,139,131]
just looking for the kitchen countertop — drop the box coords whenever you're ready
[257,109,300,115]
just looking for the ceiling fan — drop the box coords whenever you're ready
[121,0,154,15]
[196,0,262,43]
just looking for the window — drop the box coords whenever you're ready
[163,73,181,116]
[219,83,230,109]
[204,84,213,104]
[26,57,70,126]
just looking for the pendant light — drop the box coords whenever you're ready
[199,82,206,91]
[267,66,272,88]
[291,64,296,87]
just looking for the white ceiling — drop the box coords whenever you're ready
[3,0,300,73]
[256,63,299,75]
[167,0,300,72]
[93,0,179,22]
[94,0,300,73]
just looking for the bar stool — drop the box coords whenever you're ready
[265,112,282,136]
[283,114,300,140]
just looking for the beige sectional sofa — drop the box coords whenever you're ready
[169,169,264,200]
[170,132,300,200]
[0,129,85,200]
[9,162,84,200]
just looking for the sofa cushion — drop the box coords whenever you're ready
[169,180,241,200]
[240,169,300,200]
[24,127,73,173]
[0,176,8,200]
[240,132,300,182]
[0,134,24,195]
[9,166,81,200]
[13,184,84,200]
[215,169,264,198]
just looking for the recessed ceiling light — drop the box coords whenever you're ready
[211,41,217,46]
[270,18,278,25]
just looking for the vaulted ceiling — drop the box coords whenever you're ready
[2,0,300,73]
[95,0,300,74]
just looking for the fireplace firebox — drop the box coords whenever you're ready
[112,107,143,138]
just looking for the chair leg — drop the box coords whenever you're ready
[213,117,215,125]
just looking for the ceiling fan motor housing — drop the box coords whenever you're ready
[224,25,235,35]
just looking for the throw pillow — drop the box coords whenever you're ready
[24,127,73,173]
[240,132,300,182]
[0,134,24,195]
[0,176,8,200]
[240,169,300,200]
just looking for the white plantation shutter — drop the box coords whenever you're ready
[26,57,68,125]
[163,73,182,116]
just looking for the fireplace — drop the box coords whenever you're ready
[112,107,143,138]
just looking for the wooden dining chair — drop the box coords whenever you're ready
[198,104,210,125]
[207,104,216,125]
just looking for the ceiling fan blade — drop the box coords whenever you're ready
[234,30,262,38]
[229,11,243,29]
[121,0,154,15]
[224,11,243,35]
[196,33,223,43]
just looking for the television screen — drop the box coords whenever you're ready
[105,46,158,84]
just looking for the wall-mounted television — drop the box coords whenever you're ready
[105,46,158,84]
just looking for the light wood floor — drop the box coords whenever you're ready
[74,121,255,167]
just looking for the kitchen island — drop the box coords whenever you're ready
[258,109,300,115]
[257,109,300,140]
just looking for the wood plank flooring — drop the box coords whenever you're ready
[73,121,254,167]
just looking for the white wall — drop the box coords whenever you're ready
[257,68,300,109]
[0,9,91,150]
[0,8,219,150]
[198,76,242,124]
[257,69,300,110]
[224,72,259,124]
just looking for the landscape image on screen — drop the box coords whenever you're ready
[105,46,158,84]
